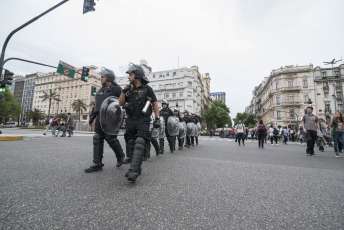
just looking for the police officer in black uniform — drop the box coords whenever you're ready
[174,107,184,150]
[159,99,175,153]
[85,67,125,173]
[119,63,160,182]
[190,112,199,146]
[183,110,191,148]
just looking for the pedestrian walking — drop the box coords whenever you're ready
[235,120,245,146]
[301,106,320,156]
[257,120,267,148]
[329,111,344,158]
[282,126,288,144]
[43,117,53,135]
[63,113,73,137]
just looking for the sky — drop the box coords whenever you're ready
[1,0,343,118]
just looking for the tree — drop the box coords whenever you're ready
[39,89,61,119]
[72,99,87,121]
[233,112,257,128]
[202,100,231,129]
[0,86,22,122]
[26,108,45,126]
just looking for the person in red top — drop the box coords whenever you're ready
[52,118,59,136]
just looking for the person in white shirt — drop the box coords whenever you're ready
[235,120,245,146]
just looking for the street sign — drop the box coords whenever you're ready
[56,61,76,78]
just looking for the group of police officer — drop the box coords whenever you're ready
[84,64,200,183]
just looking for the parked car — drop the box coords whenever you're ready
[3,122,16,128]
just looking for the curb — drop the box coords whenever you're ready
[0,136,23,141]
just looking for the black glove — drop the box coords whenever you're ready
[89,116,95,125]
[122,85,131,94]
[153,117,161,128]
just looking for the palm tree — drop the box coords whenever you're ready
[26,108,45,126]
[39,89,61,119]
[72,99,87,121]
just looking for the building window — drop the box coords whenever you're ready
[321,72,327,77]
[173,83,176,88]
[188,81,192,87]
[303,78,308,88]
[304,94,309,103]
[166,72,169,76]
[165,93,169,99]
[290,109,294,118]
[276,81,280,90]
[288,95,294,103]
[288,80,293,88]
[277,110,281,119]
[173,72,176,76]
[172,93,176,98]
[276,95,280,105]
[178,82,183,86]
[82,115,88,120]
[187,91,192,97]
[179,92,183,98]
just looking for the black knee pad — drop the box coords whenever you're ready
[134,137,146,150]
[93,133,101,144]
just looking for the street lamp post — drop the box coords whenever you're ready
[324,59,342,113]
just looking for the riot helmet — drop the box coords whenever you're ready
[161,99,169,107]
[126,63,149,84]
[98,67,116,84]
[183,110,189,116]
[174,107,180,113]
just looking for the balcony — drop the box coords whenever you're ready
[323,86,330,91]
[325,109,332,115]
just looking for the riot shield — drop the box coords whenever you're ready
[158,117,165,139]
[186,122,195,136]
[99,96,123,135]
[167,116,179,136]
[195,122,201,136]
[178,121,187,139]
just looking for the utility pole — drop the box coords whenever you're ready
[324,59,343,113]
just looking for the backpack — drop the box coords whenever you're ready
[45,119,50,125]
[273,128,279,135]
[258,124,266,134]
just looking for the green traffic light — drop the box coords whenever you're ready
[0,88,5,92]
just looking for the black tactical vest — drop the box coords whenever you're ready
[126,85,151,119]
[95,84,120,113]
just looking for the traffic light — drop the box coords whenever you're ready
[3,69,14,86]
[91,86,96,96]
[83,0,96,14]
[81,66,89,82]
[0,94,4,103]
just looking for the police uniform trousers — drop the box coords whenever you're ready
[160,129,175,152]
[124,116,150,174]
[177,136,184,150]
[143,131,160,159]
[93,118,124,165]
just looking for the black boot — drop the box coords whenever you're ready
[127,137,145,182]
[84,163,104,173]
[151,138,160,156]
[107,137,125,167]
[123,139,134,164]
[159,138,164,154]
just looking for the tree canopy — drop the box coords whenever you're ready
[39,89,60,119]
[202,100,232,129]
[0,87,22,122]
[72,99,87,121]
[233,112,257,128]
[26,108,45,125]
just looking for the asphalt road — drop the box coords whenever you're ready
[1,129,344,229]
